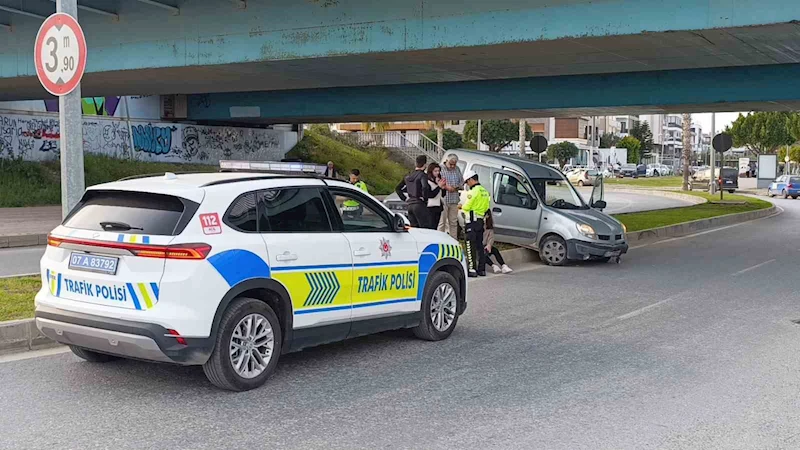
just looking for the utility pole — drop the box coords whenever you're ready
[477,119,482,151]
[57,0,85,218]
[709,113,716,195]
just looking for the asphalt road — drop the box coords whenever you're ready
[0,191,689,277]
[2,197,799,449]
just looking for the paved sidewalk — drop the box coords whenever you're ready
[0,206,61,248]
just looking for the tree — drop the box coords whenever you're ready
[726,112,795,155]
[681,113,692,191]
[464,120,532,152]
[629,121,654,156]
[616,136,642,164]
[546,141,579,165]
[518,119,527,158]
[424,121,446,151]
[423,128,463,150]
[778,145,800,163]
[599,132,620,149]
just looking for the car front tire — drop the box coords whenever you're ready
[203,297,282,392]
[540,235,568,266]
[413,271,460,341]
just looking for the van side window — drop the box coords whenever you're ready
[493,173,535,208]
[471,164,492,186]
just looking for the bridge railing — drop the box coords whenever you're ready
[346,131,444,162]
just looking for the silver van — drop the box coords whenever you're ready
[385,149,628,265]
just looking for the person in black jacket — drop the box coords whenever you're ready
[395,155,431,228]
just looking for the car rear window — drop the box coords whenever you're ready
[586,170,598,176]
[64,190,197,236]
[790,177,800,184]
[721,168,738,178]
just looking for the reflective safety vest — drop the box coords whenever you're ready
[344,181,369,208]
[462,184,490,222]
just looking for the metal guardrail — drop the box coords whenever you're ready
[347,131,443,162]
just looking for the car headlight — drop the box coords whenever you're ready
[576,223,596,239]
[622,223,627,233]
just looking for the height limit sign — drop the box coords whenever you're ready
[35,13,87,96]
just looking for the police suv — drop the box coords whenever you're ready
[35,162,468,391]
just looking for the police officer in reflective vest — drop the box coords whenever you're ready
[343,169,368,219]
[460,169,490,277]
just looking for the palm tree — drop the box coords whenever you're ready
[360,122,391,132]
[681,113,692,191]
[518,119,527,158]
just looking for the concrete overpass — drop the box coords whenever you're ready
[1,0,800,120]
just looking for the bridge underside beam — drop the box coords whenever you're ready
[185,64,800,124]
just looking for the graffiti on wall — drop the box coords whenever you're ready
[0,112,297,165]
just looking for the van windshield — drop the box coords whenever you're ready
[532,179,588,210]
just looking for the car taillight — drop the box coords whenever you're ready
[47,234,211,260]
[167,329,187,346]
[788,184,794,189]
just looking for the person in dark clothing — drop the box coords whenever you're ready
[324,161,338,179]
[425,163,446,229]
[395,155,431,228]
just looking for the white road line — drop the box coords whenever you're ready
[0,346,69,364]
[731,259,776,276]
[629,205,784,250]
[616,296,678,321]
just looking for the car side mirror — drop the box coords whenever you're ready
[530,198,539,210]
[592,200,607,210]
[393,214,407,232]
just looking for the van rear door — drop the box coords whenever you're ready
[42,190,202,312]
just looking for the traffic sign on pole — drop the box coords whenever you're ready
[37,4,86,218]
[35,12,87,96]
[712,133,733,153]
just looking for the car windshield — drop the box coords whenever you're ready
[533,179,587,210]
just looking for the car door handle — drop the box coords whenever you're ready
[353,248,371,257]
[276,252,298,262]
[492,207,502,213]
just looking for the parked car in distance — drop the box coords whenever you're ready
[768,175,800,199]
[619,164,638,178]
[565,168,599,186]
[646,164,662,177]
[689,167,739,193]
[636,164,647,177]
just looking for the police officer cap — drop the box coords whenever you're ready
[463,169,478,182]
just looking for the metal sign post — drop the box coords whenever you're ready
[712,132,733,201]
[709,113,716,195]
[35,1,87,218]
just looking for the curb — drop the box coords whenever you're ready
[497,247,537,266]
[626,205,778,243]
[0,318,60,355]
[0,233,48,249]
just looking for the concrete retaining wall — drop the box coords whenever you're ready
[626,206,778,243]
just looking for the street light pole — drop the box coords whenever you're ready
[477,119,482,151]
[709,113,716,195]
[57,0,85,218]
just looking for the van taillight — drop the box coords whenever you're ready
[47,234,211,260]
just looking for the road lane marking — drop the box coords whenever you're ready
[629,205,784,250]
[616,297,677,321]
[0,346,69,364]
[731,259,776,276]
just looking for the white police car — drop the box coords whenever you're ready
[35,165,468,391]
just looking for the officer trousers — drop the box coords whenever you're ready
[464,218,485,274]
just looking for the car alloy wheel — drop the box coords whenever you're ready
[229,313,275,379]
[430,283,457,332]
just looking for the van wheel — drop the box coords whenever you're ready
[69,346,119,362]
[413,271,460,341]
[203,297,282,391]
[540,235,568,266]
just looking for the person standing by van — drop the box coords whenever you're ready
[460,169,490,277]
[426,163,446,229]
[395,155,431,228]
[438,154,464,239]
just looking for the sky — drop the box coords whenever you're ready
[692,112,747,136]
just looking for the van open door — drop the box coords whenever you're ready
[589,174,606,210]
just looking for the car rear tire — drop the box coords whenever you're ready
[768,189,774,197]
[413,271,460,341]
[203,297,282,392]
[69,345,119,363]
[783,190,789,199]
[793,196,798,200]
[540,235,568,266]
[578,180,585,187]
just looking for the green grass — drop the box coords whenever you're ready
[0,154,216,208]
[0,276,40,321]
[605,176,684,188]
[286,131,409,195]
[614,191,772,232]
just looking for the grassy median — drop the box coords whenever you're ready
[0,276,40,321]
[614,192,772,232]
[605,176,683,188]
